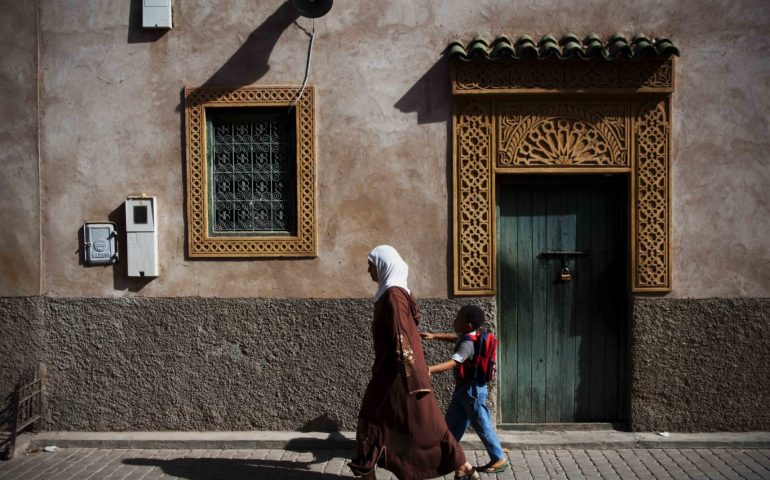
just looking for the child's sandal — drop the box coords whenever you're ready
[480,459,509,473]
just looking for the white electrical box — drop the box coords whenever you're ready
[142,0,172,29]
[125,196,159,277]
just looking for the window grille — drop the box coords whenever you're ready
[207,108,296,236]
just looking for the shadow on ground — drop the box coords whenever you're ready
[124,455,346,480]
[123,433,355,479]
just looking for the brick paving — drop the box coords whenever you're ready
[0,448,768,480]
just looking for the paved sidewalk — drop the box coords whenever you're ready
[14,431,770,451]
[1,447,769,480]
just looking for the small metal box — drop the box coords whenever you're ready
[142,0,172,29]
[83,222,118,265]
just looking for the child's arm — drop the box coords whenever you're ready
[428,359,458,375]
[428,336,474,376]
[420,332,459,342]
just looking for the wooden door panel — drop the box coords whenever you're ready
[498,176,627,423]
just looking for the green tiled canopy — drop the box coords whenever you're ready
[449,34,679,61]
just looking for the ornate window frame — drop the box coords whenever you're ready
[452,59,674,294]
[184,86,317,257]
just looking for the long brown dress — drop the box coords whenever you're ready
[349,287,466,480]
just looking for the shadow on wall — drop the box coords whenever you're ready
[173,1,301,114]
[394,52,454,296]
[300,413,345,432]
[0,391,13,459]
[127,0,169,44]
[77,211,153,292]
[393,54,451,125]
[203,1,300,88]
[445,107,454,299]
[108,203,155,292]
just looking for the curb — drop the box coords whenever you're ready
[18,431,770,453]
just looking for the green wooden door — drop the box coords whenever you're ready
[497,175,628,423]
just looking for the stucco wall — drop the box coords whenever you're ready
[0,0,758,299]
[1,0,768,436]
[631,298,770,432]
[0,1,39,296]
[0,297,45,407]
[0,296,495,431]
[4,295,768,432]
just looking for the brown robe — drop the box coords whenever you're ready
[349,287,466,480]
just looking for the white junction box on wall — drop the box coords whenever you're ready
[142,0,172,29]
[125,196,159,277]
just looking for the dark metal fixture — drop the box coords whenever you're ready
[291,0,333,18]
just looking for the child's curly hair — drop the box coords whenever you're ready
[458,305,485,330]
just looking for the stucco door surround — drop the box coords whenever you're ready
[449,36,676,296]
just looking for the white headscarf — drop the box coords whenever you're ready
[368,245,410,302]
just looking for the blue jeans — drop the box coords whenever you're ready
[445,383,505,462]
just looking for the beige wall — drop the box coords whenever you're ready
[0,1,39,295]
[2,0,768,298]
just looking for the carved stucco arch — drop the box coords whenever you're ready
[452,59,673,294]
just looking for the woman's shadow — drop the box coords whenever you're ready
[123,455,344,480]
[123,431,354,480]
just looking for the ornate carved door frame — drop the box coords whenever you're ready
[452,59,674,295]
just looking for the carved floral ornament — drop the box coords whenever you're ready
[450,34,677,294]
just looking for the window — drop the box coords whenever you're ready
[207,108,296,236]
[185,86,316,257]
[133,205,148,224]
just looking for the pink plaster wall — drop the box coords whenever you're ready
[0,1,39,295]
[2,0,768,298]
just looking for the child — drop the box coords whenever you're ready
[422,305,509,474]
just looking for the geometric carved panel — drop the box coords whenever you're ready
[497,102,631,168]
[633,99,671,290]
[453,99,495,294]
[185,86,317,257]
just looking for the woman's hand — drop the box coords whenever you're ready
[420,332,435,340]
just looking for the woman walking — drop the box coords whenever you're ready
[349,245,479,480]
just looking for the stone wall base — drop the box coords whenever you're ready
[2,296,768,432]
[1,296,494,431]
[631,297,770,432]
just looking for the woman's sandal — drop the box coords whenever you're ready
[454,466,480,480]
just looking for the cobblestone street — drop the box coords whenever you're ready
[1,448,768,480]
